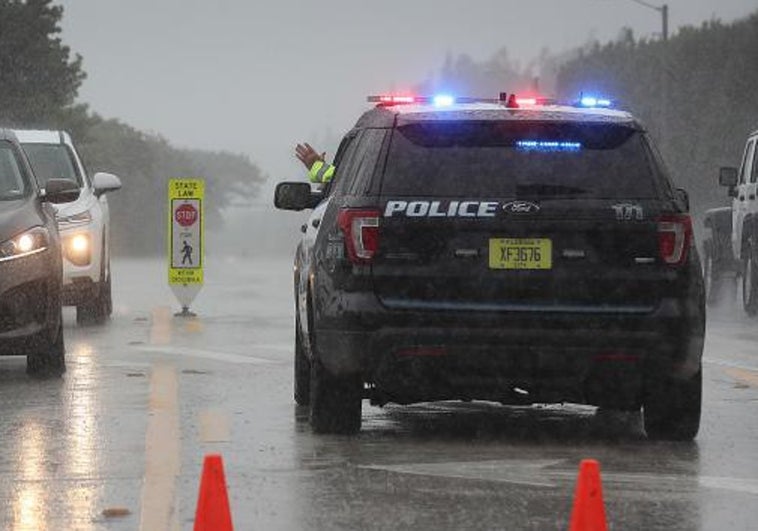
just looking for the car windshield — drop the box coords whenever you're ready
[22,143,83,187]
[382,122,661,198]
[0,143,28,200]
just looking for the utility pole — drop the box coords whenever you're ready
[624,0,670,146]
[661,3,668,41]
[628,0,668,41]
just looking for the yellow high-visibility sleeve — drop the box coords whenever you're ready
[309,160,336,183]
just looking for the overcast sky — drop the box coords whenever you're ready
[60,0,756,181]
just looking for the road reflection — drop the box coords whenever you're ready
[63,342,97,524]
[292,401,704,530]
[0,338,100,530]
[13,420,46,531]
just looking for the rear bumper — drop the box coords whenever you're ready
[313,292,704,406]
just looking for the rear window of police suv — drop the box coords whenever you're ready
[380,121,663,199]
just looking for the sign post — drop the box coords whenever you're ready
[168,178,204,316]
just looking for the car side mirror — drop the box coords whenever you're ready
[93,172,122,196]
[719,167,739,198]
[675,188,690,211]
[274,182,320,211]
[42,178,80,204]
[719,167,738,187]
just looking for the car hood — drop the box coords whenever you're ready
[0,198,45,242]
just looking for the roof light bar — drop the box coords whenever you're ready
[366,93,563,108]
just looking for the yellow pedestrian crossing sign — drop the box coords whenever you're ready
[168,179,204,311]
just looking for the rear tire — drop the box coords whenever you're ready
[742,238,758,316]
[294,319,310,406]
[310,359,362,434]
[27,319,66,378]
[643,366,701,441]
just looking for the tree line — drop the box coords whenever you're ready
[0,0,264,255]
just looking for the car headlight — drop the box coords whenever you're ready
[63,233,92,266]
[0,227,49,262]
[57,210,92,228]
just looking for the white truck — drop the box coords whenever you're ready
[703,128,758,314]
[14,130,122,325]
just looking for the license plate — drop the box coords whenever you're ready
[489,238,552,270]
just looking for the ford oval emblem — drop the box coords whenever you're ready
[502,201,540,214]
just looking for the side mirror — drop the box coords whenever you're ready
[719,167,738,188]
[43,178,80,204]
[93,172,122,196]
[274,182,319,211]
[675,188,690,211]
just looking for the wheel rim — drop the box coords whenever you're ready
[704,253,713,298]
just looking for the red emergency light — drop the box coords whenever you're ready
[511,95,555,107]
[368,95,417,104]
[516,97,537,106]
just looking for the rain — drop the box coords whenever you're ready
[0,1,757,529]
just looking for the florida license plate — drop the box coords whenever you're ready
[489,238,552,270]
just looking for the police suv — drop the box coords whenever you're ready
[275,93,705,439]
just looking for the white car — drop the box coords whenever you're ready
[14,129,122,325]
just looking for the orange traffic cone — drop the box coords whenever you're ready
[568,459,608,531]
[194,454,234,531]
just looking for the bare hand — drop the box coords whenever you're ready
[295,143,325,171]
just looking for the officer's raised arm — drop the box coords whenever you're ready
[295,142,335,183]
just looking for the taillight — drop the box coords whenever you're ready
[337,209,380,264]
[657,214,693,266]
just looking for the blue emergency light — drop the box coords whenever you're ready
[433,94,455,107]
[577,96,613,108]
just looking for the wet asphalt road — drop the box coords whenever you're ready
[0,256,756,530]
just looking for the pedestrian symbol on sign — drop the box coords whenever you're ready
[181,240,193,265]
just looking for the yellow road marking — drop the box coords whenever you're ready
[139,364,181,531]
[150,306,173,345]
[724,367,758,388]
[184,318,204,333]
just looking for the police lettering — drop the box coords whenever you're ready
[384,200,499,218]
